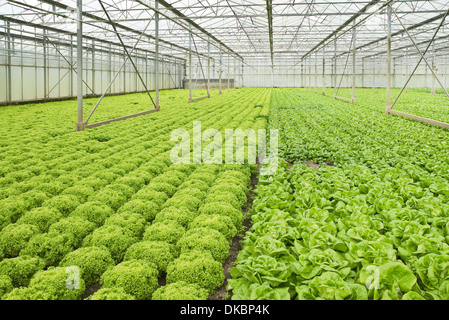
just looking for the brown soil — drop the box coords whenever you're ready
[303,160,320,170]
[81,282,102,299]
[287,159,336,170]
[286,158,295,169]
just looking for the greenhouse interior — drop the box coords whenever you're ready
[1,0,449,303]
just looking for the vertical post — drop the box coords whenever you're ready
[227,53,230,93]
[334,36,337,98]
[155,0,160,107]
[188,24,193,103]
[393,57,396,89]
[362,58,365,88]
[57,35,60,98]
[219,48,222,94]
[70,35,74,97]
[233,59,236,91]
[431,42,436,96]
[145,53,148,91]
[241,59,244,88]
[386,4,392,114]
[43,28,47,100]
[405,47,409,93]
[373,56,376,89]
[322,46,326,95]
[123,52,126,93]
[76,0,84,131]
[6,21,12,104]
[308,57,311,91]
[314,52,318,93]
[207,38,211,97]
[34,27,38,100]
[301,60,303,88]
[352,20,356,105]
[91,41,95,95]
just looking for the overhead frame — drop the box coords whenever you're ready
[386,5,449,130]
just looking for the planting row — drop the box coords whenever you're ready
[0,88,270,300]
[228,88,449,300]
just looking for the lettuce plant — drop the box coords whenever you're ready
[143,221,185,246]
[16,207,63,233]
[190,214,237,242]
[117,199,159,222]
[154,207,198,229]
[59,247,114,286]
[0,256,45,287]
[198,202,243,228]
[0,275,13,299]
[166,251,224,294]
[152,281,209,300]
[0,224,40,258]
[177,228,229,263]
[87,287,136,300]
[100,259,159,300]
[104,212,147,238]
[62,185,95,203]
[70,202,115,226]
[124,241,174,274]
[83,225,138,263]
[20,233,75,267]
[145,182,178,197]
[48,217,96,248]
[42,195,81,217]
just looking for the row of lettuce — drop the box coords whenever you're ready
[0,88,270,300]
[228,88,449,300]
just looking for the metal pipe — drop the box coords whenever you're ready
[334,36,337,98]
[189,23,192,103]
[315,51,318,94]
[155,0,160,107]
[386,4,392,114]
[6,21,12,104]
[352,20,356,104]
[322,46,326,95]
[76,0,84,131]
[207,37,211,97]
[431,42,436,96]
[228,53,230,93]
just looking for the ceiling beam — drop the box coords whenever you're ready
[155,0,242,60]
[266,0,274,66]
[301,0,381,59]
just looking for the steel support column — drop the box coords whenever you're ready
[314,52,318,94]
[362,58,365,88]
[322,46,326,95]
[227,53,230,93]
[6,21,12,104]
[352,20,356,105]
[386,4,392,114]
[207,38,211,97]
[188,23,193,103]
[219,48,222,95]
[155,0,160,107]
[333,36,337,98]
[76,0,84,131]
[431,42,436,96]
[91,41,95,94]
